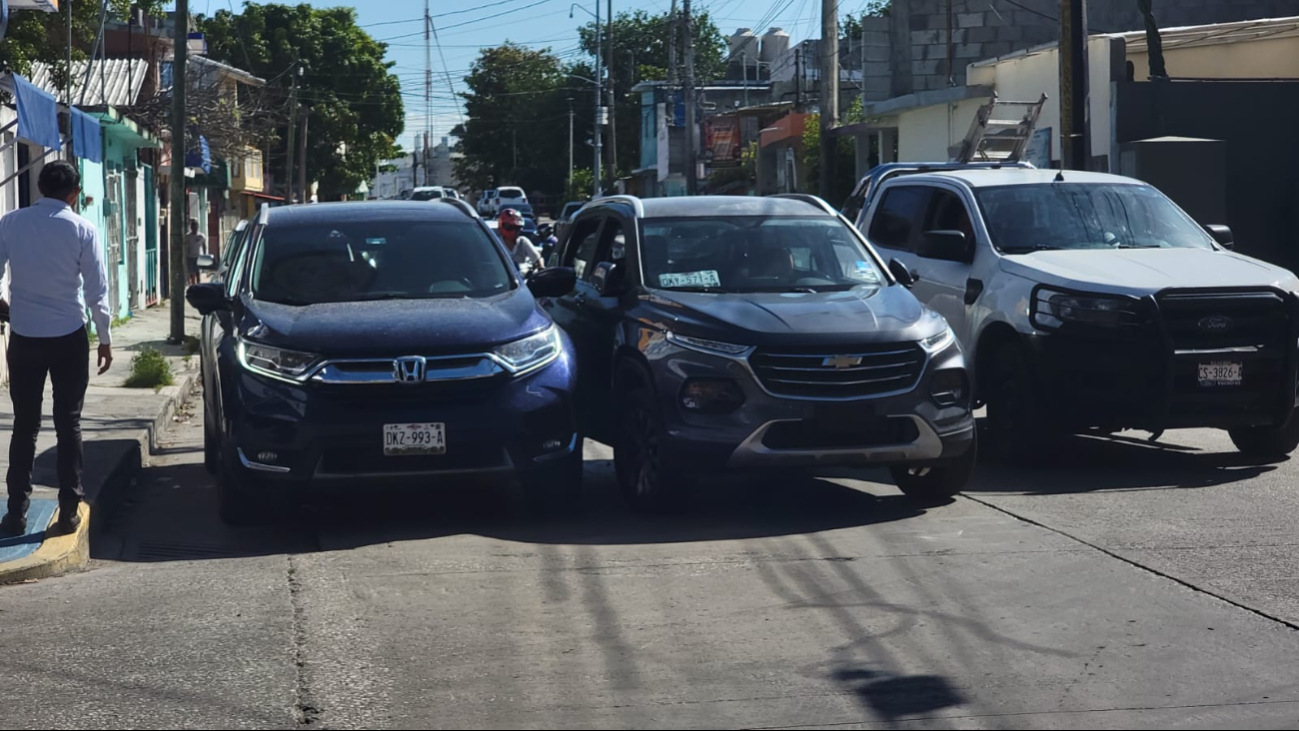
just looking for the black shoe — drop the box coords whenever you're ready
[0,512,27,537]
[56,507,81,535]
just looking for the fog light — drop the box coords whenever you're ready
[256,451,279,464]
[930,370,968,407]
[541,438,565,451]
[680,379,745,415]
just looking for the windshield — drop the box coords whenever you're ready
[409,189,444,201]
[640,216,886,293]
[250,219,513,305]
[976,183,1215,252]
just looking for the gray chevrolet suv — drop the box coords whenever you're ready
[545,195,976,508]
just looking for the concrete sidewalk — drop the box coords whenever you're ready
[0,304,201,582]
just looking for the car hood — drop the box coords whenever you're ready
[639,285,942,347]
[999,248,1299,295]
[240,287,550,357]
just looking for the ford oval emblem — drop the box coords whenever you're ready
[1199,315,1234,333]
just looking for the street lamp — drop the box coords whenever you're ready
[570,2,602,197]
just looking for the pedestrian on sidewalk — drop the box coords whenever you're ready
[185,219,207,286]
[0,161,114,537]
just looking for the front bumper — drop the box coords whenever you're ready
[1024,288,1299,431]
[223,349,579,483]
[649,340,974,472]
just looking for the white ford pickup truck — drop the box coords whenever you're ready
[852,167,1299,461]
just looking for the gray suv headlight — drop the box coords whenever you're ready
[665,331,753,357]
[919,326,956,354]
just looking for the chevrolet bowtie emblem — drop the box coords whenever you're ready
[823,355,863,369]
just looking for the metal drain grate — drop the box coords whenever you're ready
[134,540,239,561]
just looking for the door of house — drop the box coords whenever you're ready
[104,170,123,318]
[143,166,159,306]
[126,168,141,312]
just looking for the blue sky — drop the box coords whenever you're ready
[185,0,831,151]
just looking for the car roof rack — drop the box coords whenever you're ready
[234,219,249,232]
[590,195,645,217]
[766,193,838,216]
[257,202,271,225]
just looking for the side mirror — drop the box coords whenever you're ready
[186,282,230,315]
[1205,224,1234,250]
[917,230,971,262]
[889,258,918,288]
[196,253,219,270]
[528,267,577,298]
[591,261,626,296]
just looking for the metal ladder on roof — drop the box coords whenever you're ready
[950,93,1048,164]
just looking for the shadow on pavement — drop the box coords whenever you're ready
[964,428,1281,495]
[97,454,931,562]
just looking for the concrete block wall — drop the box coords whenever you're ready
[889,0,1297,94]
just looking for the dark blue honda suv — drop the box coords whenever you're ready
[187,201,580,523]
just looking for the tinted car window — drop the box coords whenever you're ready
[250,219,513,305]
[410,189,444,201]
[640,216,885,293]
[498,187,525,199]
[566,218,603,280]
[975,183,1215,252]
[868,187,931,251]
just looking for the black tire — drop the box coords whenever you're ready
[1229,417,1299,459]
[615,388,689,511]
[203,411,220,476]
[523,444,584,514]
[983,345,1051,465]
[890,427,977,505]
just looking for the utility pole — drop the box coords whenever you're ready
[683,0,697,195]
[593,0,603,197]
[298,110,308,203]
[286,67,299,202]
[818,0,839,199]
[425,0,433,164]
[169,0,189,341]
[667,0,679,85]
[567,97,575,197]
[607,0,617,190]
[1059,0,1090,170]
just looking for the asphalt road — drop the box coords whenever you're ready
[2,394,1298,730]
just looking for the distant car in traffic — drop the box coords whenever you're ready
[549,194,977,510]
[477,189,498,216]
[495,186,528,213]
[187,200,582,524]
[409,186,453,201]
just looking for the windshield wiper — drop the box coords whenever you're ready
[1001,244,1063,253]
[1114,243,1161,249]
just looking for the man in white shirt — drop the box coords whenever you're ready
[0,161,113,536]
[185,219,207,286]
[496,208,543,273]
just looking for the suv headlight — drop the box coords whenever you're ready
[665,331,753,357]
[237,340,319,382]
[493,325,562,375]
[919,325,955,354]
[1032,288,1142,329]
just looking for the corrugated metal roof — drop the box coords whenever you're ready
[28,59,149,107]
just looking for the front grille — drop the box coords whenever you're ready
[1158,290,1289,351]
[749,343,925,398]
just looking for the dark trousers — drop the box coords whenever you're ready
[6,328,89,516]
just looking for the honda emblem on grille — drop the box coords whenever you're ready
[1198,315,1234,333]
[393,356,427,384]
[823,355,863,369]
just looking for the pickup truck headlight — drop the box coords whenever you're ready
[665,331,753,357]
[493,325,562,375]
[237,340,320,382]
[1032,288,1142,329]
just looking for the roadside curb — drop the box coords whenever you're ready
[0,503,90,584]
[0,368,198,584]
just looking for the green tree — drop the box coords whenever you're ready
[199,3,404,199]
[1,1,166,96]
[841,1,892,42]
[576,10,727,178]
[453,44,579,200]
